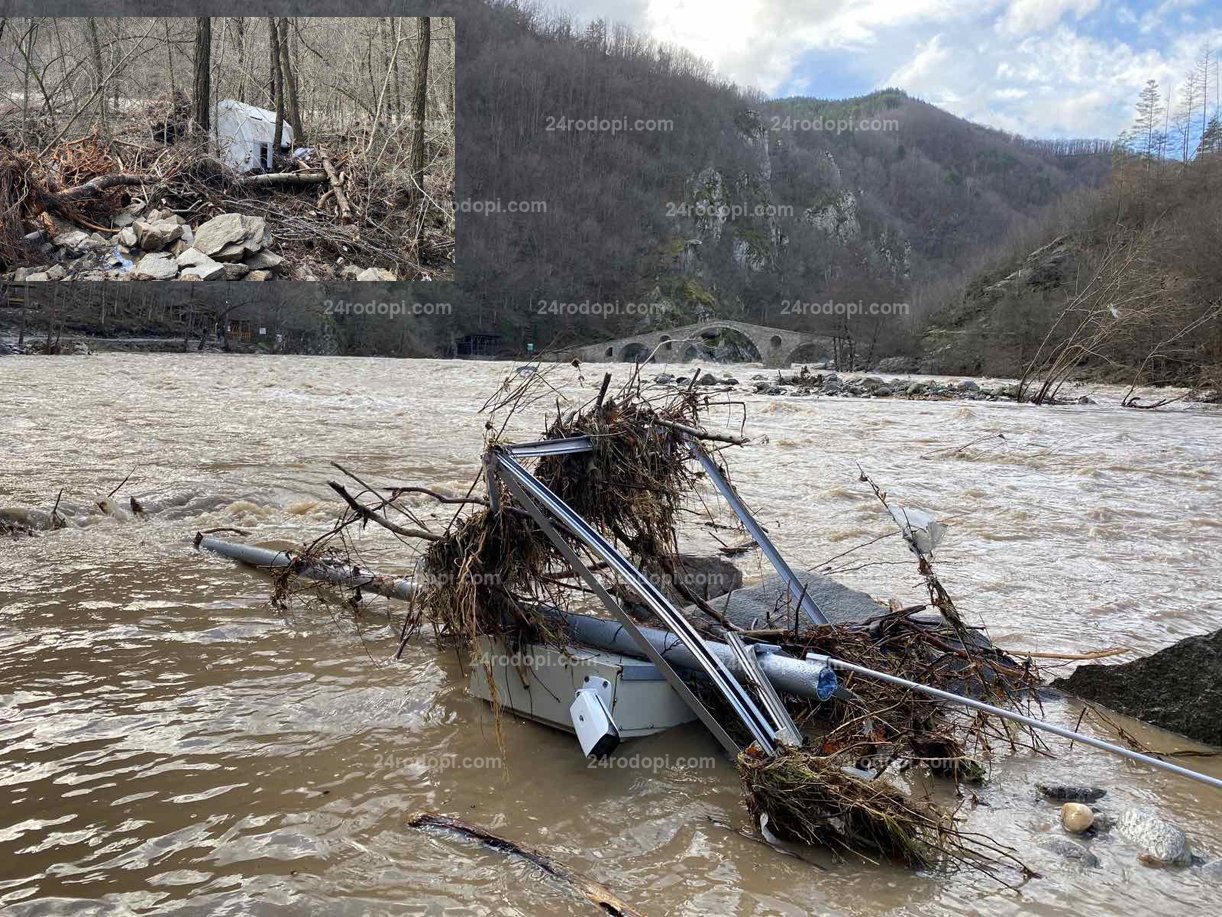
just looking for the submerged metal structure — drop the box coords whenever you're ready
[193,427,1222,792]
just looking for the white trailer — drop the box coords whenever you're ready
[213,99,292,173]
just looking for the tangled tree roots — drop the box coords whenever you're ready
[417,505,562,647]
[533,390,701,562]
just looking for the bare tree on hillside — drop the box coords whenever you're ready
[192,17,211,130]
[408,16,430,210]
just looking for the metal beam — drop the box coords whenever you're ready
[500,436,595,459]
[497,472,742,757]
[494,452,778,755]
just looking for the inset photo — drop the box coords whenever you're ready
[0,16,454,282]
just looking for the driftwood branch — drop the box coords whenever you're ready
[327,481,439,541]
[58,174,146,202]
[653,418,748,446]
[236,170,328,187]
[320,151,353,223]
[387,485,488,506]
[407,813,645,917]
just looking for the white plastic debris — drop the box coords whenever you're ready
[888,505,947,558]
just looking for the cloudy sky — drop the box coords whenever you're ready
[556,0,1222,139]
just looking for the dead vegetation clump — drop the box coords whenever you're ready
[416,502,560,646]
[532,386,702,561]
[738,745,1030,879]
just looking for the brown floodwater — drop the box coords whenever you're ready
[1,353,1220,915]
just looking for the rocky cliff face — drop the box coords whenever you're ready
[647,90,1107,333]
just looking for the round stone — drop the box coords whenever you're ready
[1061,803,1095,834]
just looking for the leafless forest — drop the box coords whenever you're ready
[0,16,455,282]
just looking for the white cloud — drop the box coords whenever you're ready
[886,21,1222,136]
[547,0,1222,138]
[999,0,1101,36]
[565,1,993,94]
[888,34,951,88]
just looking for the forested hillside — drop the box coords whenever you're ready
[921,154,1222,394]
[5,0,1121,362]
[456,0,1113,354]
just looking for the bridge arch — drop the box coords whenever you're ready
[785,340,833,367]
[691,324,763,363]
[619,342,653,363]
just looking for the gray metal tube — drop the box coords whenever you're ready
[556,610,829,698]
[687,440,828,626]
[195,535,417,601]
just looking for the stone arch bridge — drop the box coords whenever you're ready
[565,320,832,369]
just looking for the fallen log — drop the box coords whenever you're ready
[56,173,145,203]
[320,152,353,223]
[406,813,645,917]
[236,170,328,187]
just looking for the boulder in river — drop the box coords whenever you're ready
[1052,629,1222,745]
[1044,837,1101,868]
[1116,807,1192,866]
[1038,784,1106,804]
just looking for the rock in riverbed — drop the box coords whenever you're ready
[1038,784,1107,804]
[1116,807,1193,866]
[1044,837,1101,868]
[1061,803,1095,834]
[1053,629,1222,745]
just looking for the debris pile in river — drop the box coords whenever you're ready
[258,367,1057,883]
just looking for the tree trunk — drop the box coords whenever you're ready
[164,21,177,97]
[192,17,212,131]
[269,18,285,150]
[391,19,404,121]
[86,19,107,131]
[231,18,247,103]
[277,18,304,144]
[17,294,26,352]
[408,17,431,209]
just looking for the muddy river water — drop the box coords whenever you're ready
[1,353,1220,915]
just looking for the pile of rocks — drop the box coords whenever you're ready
[2,206,398,283]
[757,371,1023,401]
[4,209,287,282]
[650,370,1037,403]
[1038,783,1207,871]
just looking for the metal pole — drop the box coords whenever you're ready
[194,535,417,601]
[806,653,1222,792]
[686,439,828,625]
[498,471,743,757]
